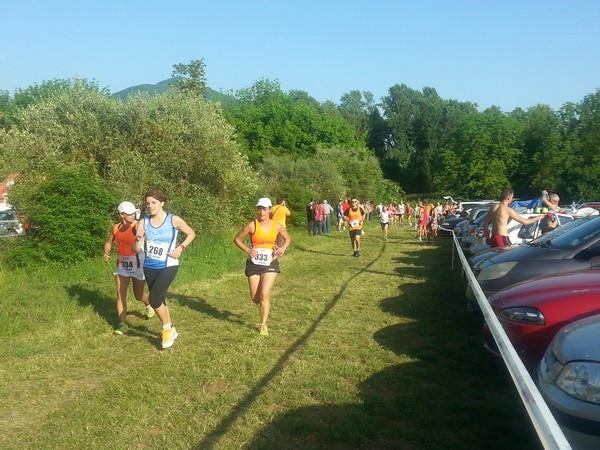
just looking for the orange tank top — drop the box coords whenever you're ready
[251,220,278,250]
[112,222,138,256]
[347,208,364,231]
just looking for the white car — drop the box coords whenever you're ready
[468,211,574,255]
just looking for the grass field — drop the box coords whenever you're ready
[0,220,542,449]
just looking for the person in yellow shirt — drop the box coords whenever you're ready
[270,196,291,229]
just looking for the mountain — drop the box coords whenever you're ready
[112,77,231,103]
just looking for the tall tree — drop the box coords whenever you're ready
[433,108,523,198]
[338,90,375,143]
[379,84,476,193]
[562,89,600,200]
[515,104,561,196]
[221,79,356,165]
[172,59,207,97]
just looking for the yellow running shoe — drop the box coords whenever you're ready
[259,325,269,336]
[161,326,178,349]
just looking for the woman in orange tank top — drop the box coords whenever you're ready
[103,201,154,334]
[234,197,292,336]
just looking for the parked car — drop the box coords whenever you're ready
[0,209,24,237]
[439,214,468,235]
[458,213,488,253]
[469,211,574,255]
[468,217,591,271]
[440,202,495,235]
[468,215,600,299]
[482,269,600,372]
[455,204,495,242]
[575,202,600,217]
[538,314,600,448]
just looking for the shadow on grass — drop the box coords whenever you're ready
[65,283,160,345]
[293,242,352,258]
[193,242,388,450]
[66,283,114,325]
[237,241,543,450]
[168,292,246,326]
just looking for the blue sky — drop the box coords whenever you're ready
[1,0,599,111]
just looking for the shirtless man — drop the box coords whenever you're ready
[483,189,544,248]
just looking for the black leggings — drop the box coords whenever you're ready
[144,266,178,309]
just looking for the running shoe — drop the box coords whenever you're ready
[114,323,129,335]
[259,325,269,336]
[161,326,178,349]
[144,305,155,319]
[356,250,361,257]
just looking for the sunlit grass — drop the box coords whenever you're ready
[0,225,541,449]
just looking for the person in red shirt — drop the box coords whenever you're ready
[312,200,325,236]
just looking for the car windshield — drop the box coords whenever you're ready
[473,214,487,226]
[0,211,16,221]
[538,216,600,250]
[525,217,588,246]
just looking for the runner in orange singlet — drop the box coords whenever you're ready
[343,198,366,257]
[103,201,154,335]
[234,198,292,336]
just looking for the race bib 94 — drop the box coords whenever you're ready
[118,255,137,272]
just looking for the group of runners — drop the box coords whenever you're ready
[104,192,462,348]
[104,188,196,349]
[104,191,292,347]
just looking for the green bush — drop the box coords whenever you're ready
[7,163,117,266]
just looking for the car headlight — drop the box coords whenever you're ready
[477,261,518,281]
[555,362,600,404]
[498,307,545,325]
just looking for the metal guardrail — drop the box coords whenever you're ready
[450,232,572,450]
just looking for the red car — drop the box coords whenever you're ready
[483,269,600,372]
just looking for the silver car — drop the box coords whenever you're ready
[538,314,600,449]
[0,210,24,237]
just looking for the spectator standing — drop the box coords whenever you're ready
[406,203,414,227]
[336,200,345,231]
[306,198,315,236]
[322,200,334,235]
[312,200,325,236]
[417,201,428,241]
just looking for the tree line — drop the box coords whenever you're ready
[0,59,598,265]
